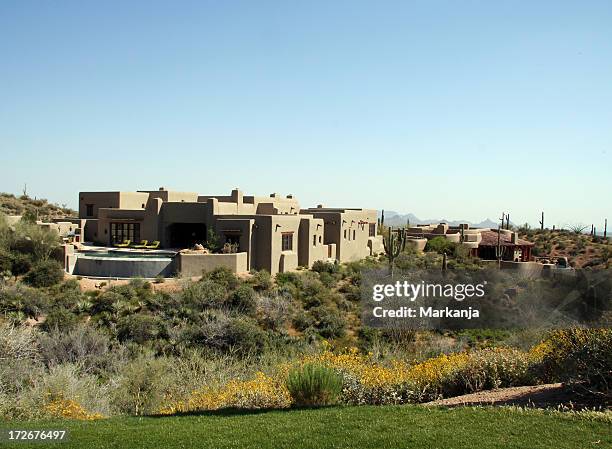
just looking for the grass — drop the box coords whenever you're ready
[1,405,610,449]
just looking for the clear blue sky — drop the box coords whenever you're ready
[1,1,610,228]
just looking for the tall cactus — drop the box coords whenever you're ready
[506,214,510,230]
[605,219,608,239]
[381,210,385,228]
[383,227,406,274]
[539,212,544,230]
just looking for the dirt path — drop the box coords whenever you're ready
[424,383,609,410]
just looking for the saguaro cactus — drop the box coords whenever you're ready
[539,212,544,230]
[381,210,385,228]
[383,227,406,274]
[506,214,510,230]
[604,219,607,239]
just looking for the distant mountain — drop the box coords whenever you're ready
[378,211,502,229]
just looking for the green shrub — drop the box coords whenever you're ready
[228,284,257,315]
[312,260,339,275]
[224,318,268,355]
[202,266,239,290]
[248,270,272,291]
[117,314,165,344]
[23,260,64,288]
[424,236,456,255]
[533,328,612,399]
[0,284,50,319]
[40,307,79,332]
[286,363,343,407]
[112,357,169,416]
[182,279,227,309]
[309,305,346,339]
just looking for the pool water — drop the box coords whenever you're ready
[78,250,175,259]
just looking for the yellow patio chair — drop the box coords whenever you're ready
[116,239,131,248]
[131,240,148,249]
[144,240,160,249]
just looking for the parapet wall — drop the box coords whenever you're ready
[178,252,248,276]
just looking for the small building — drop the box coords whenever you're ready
[475,229,534,262]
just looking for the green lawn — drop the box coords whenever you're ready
[0,405,609,449]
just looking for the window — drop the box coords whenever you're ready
[313,235,317,246]
[282,232,293,251]
[344,229,347,239]
[369,223,376,237]
[319,235,322,244]
[353,230,356,240]
[86,204,94,217]
[110,222,140,245]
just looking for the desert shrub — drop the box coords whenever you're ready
[11,252,33,275]
[202,266,239,290]
[41,307,79,332]
[425,236,456,255]
[309,305,346,339]
[257,293,293,330]
[531,328,612,399]
[112,356,169,416]
[0,321,39,362]
[38,325,120,375]
[182,279,227,309]
[117,314,165,344]
[312,260,339,275]
[90,291,123,316]
[286,363,343,407]
[224,318,269,355]
[393,252,419,270]
[0,248,12,273]
[275,272,304,290]
[248,269,272,291]
[0,283,50,319]
[293,310,315,332]
[11,221,60,262]
[228,284,257,315]
[23,260,64,288]
[317,271,335,288]
[29,364,109,419]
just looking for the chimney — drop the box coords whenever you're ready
[511,232,519,244]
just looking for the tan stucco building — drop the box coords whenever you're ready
[78,188,384,274]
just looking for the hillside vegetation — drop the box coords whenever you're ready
[0,192,75,221]
[519,228,610,269]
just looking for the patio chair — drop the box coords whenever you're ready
[144,240,160,249]
[116,240,131,248]
[131,240,148,249]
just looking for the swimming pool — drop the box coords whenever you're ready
[78,250,176,259]
[73,250,177,277]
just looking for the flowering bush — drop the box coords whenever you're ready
[44,394,103,420]
[160,372,291,415]
[530,328,612,399]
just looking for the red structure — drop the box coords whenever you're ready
[474,230,533,262]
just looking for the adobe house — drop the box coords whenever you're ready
[405,223,534,262]
[78,188,384,274]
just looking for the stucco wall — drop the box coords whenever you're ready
[178,252,248,276]
[73,255,176,278]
